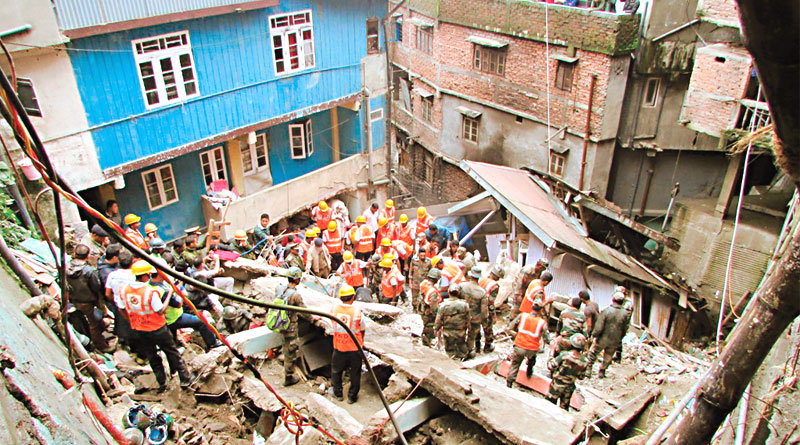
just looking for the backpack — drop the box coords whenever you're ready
[265,286,294,333]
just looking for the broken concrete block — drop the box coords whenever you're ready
[306,393,362,439]
[227,326,283,357]
[265,423,323,445]
[361,397,445,444]
[299,337,332,371]
[383,373,414,404]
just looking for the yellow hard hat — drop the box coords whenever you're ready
[343,251,354,262]
[399,214,409,223]
[124,213,141,225]
[431,255,442,267]
[313,227,321,235]
[339,285,355,298]
[327,221,337,231]
[417,207,427,217]
[385,199,394,208]
[378,217,388,228]
[381,237,392,247]
[379,258,394,268]
[144,223,158,234]
[131,260,155,276]
[356,215,366,224]
[234,230,247,241]
[305,229,316,238]
[383,252,396,261]
[318,201,328,211]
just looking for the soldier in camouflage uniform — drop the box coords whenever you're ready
[511,259,549,317]
[462,267,489,356]
[616,285,632,363]
[586,292,630,377]
[419,269,442,347]
[552,297,587,357]
[434,284,472,360]
[283,243,305,270]
[456,247,476,271]
[408,247,431,313]
[279,267,315,386]
[366,254,383,300]
[547,333,588,410]
[477,265,503,352]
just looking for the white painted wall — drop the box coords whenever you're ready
[0,0,67,51]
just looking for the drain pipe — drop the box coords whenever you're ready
[579,74,597,191]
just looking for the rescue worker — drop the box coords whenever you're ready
[123,213,149,251]
[552,297,587,358]
[79,224,108,266]
[376,237,396,260]
[441,241,459,259]
[299,229,316,264]
[253,213,271,243]
[279,266,314,386]
[181,236,202,266]
[306,238,331,278]
[336,251,367,291]
[222,305,255,334]
[511,259,548,315]
[426,224,450,253]
[104,251,137,353]
[431,255,465,295]
[478,265,503,352]
[580,289,600,335]
[547,333,588,409]
[378,199,395,222]
[408,247,431,312]
[232,230,255,260]
[507,302,550,388]
[144,223,160,243]
[366,254,383,299]
[362,203,380,230]
[283,243,305,270]
[434,284,471,360]
[415,206,434,237]
[376,217,395,245]
[379,258,405,305]
[519,271,553,315]
[67,244,110,351]
[586,292,630,377]
[392,239,413,275]
[457,247,476,271]
[462,267,489,356]
[323,220,344,271]
[420,269,441,346]
[171,238,188,270]
[395,214,414,245]
[149,238,167,259]
[119,260,193,391]
[616,286,632,363]
[353,215,375,261]
[330,285,366,404]
[311,201,333,231]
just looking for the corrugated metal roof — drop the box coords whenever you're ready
[460,160,676,291]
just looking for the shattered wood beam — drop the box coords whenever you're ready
[578,197,680,250]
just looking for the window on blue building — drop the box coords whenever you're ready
[367,18,380,54]
[132,31,199,109]
[269,10,316,76]
[242,133,269,174]
[200,147,228,188]
[289,120,314,159]
[142,164,179,210]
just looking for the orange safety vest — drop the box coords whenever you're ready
[416,214,434,235]
[520,279,545,314]
[299,240,311,263]
[346,226,358,246]
[395,223,414,245]
[380,267,405,299]
[339,261,365,287]
[426,243,439,259]
[122,282,165,332]
[332,303,364,352]
[377,246,396,259]
[392,240,412,260]
[379,207,395,222]
[441,262,465,286]
[377,224,396,244]
[312,206,333,230]
[420,280,441,306]
[125,228,149,251]
[478,277,499,300]
[355,225,375,253]
[323,226,344,254]
[514,312,547,351]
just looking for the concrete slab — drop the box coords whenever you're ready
[306,393,363,439]
[496,360,584,410]
[599,387,660,430]
[300,337,332,371]
[227,326,283,356]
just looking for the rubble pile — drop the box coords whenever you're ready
[620,332,711,384]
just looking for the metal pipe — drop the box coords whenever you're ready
[579,74,597,191]
[652,19,701,42]
[646,377,705,445]
[734,384,751,445]
[459,209,496,246]
[0,24,32,38]
[638,162,655,217]
[361,87,373,196]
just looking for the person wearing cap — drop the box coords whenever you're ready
[478,265,503,350]
[431,255,465,295]
[547,333,588,409]
[299,229,316,264]
[149,238,167,259]
[585,292,630,378]
[362,202,380,231]
[519,271,553,316]
[376,237,396,262]
[144,223,160,242]
[419,268,441,346]
[434,283,472,360]
[378,257,405,305]
[80,224,109,266]
[462,267,489,356]
[306,238,331,278]
[283,243,305,270]
[323,221,344,270]
[376,217,396,245]
[391,238,413,277]
[353,215,375,262]
[408,245,431,313]
[104,251,138,353]
[395,214,414,245]
[181,236,203,267]
[336,251,367,290]
[507,301,550,388]
[278,266,316,386]
[232,230,255,260]
[415,206,434,237]
[253,213,271,243]
[119,260,193,391]
[68,244,111,352]
[330,285,366,404]
[311,201,333,231]
[221,305,255,334]
[378,199,395,222]
[365,253,383,299]
[551,297,587,359]
[123,214,149,251]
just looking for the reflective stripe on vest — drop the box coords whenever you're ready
[396,224,414,245]
[323,227,344,253]
[126,228,149,250]
[441,263,464,285]
[520,280,545,314]
[356,225,375,253]
[416,214,433,235]
[421,282,441,306]
[380,268,405,298]
[332,303,364,352]
[514,313,546,351]
[379,207,395,222]
[122,283,165,332]
[392,240,412,259]
[339,261,365,287]
[377,224,396,243]
[478,277,499,303]
[313,207,333,230]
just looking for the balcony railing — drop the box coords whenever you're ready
[735,99,771,131]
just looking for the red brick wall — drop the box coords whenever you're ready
[697,0,741,27]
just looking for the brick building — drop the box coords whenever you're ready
[387,0,640,205]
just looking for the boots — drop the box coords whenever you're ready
[526,360,535,378]
[483,343,495,353]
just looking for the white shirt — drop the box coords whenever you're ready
[105,269,135,309]
[363,208,379,231]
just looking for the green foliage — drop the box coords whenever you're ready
[0,162,34,247]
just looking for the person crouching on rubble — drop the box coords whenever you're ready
[547,333,588,410]
[507,302,550,388]
[330,285,366,404]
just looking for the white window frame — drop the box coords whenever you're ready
[643,77,661,108]
[289,120,314,159]
[462,115,479,143]
[269,10,316,76]
[421,95,433,122]
[199,146,227,188]
[141,164,179,210]
[549,151,566,178]
[242,133,269,175]
[131,31,199,109]
[370,108,384,122]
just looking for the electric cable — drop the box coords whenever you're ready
[0,65,409,445]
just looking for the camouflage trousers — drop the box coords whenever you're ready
[410,286,421,313]
[421,308,436,346]
[442,331,469,360]
[507,346,539,386]
[547,377,576,409]
[283,331,300,379]
[586,342,618,374]
[477,307,496,349]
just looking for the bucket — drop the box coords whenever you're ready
[17,158,42,181]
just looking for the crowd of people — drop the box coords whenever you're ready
[66,198,633,408]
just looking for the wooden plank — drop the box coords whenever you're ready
[601,387,661,431]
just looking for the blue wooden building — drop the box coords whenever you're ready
[52,0,388,239]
